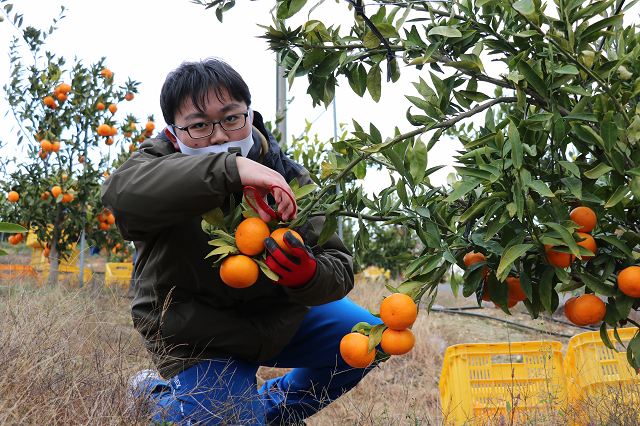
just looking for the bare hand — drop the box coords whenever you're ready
[236,157,297,222]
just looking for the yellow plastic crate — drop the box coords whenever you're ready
[0,265,40,282]
[440,341,567,425]
[31,247,79,271]
[564,327,640,404]
[105,263,133,288]
[40,266,92,284]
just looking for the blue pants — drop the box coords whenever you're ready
[140,297,383,425]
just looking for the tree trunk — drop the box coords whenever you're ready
[47,206,63,286]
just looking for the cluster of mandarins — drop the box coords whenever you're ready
[545,206,597,268]
[463,251,529,309]
[97,209,115,231]
[218,217,303,289]
[4,195,26,245]
[42,82,71,111]
[35,131,61,161]
[339,292,418,368]
[44,184,74,203]
[93,67,149,150]
[97,120,155,152]
[7,232,26,246]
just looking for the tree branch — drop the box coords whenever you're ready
[297,95,519,219]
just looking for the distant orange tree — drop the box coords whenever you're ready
[0,4,153,283]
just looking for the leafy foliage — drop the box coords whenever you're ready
[206,0,640,364]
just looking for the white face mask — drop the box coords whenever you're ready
[166,108,254,157]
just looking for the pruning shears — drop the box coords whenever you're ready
[243,185,297,221]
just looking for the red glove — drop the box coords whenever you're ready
[264,231,317,287]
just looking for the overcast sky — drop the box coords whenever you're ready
[2,0,638,194]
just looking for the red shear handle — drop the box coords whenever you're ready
[243,185,297,221]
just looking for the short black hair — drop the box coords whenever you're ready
[160,57,251,125]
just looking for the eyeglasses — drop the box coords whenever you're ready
[171,112,249,139]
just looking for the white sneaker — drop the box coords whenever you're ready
[127,369,162,399]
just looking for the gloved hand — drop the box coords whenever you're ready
[264,230,317,287]
[292,220,312,245]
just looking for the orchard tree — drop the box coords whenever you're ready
[199,0,640,367]
[0,3,153,284]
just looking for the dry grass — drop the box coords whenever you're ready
[1,270,639,425]
[0,277,153,425]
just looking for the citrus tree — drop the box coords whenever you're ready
[0,3,152,284]
[199,0,640,368]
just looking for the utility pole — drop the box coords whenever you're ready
[275,59,287,148]
[332,95,344,239]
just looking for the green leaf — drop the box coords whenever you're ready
[559,86,591,96]
[580,272,617,296]
[485,211,510,241]
[202,208,227,231]
[361,139,394,153]
[396,179,409,206]
[351,322,375,334]
[303,49,325,69]
[627,334,640,372]
[458,90,491,102]
[242,209,261,219]
[513,0,535,15]
[211,230,236,245]
[363,31,382,49]
[455,167,493,181]
[444,177,483,202]
[520,271,533,301]
[599,234,634,259]
[462,261,487,297]
[367,63,382,103]
[444,61,481,73]
[600,323,616,351]
[450,267,460,298]
[509,125,523,170]
[561,177,583,199]
[601,111,618,154]
[526,180,555,197]
[409,137,428,185]
[208,238,233,247]
[616,294,635,319]
[604,185,629,208]
[487,274,511,314]
[350,160,365,179]
[496,244,533,280]
[428,26,462,38]
[0,223,27,233]
[208,245,239,256]
[517,60,548,98]
[559,161,580,177]
[539,267,555,314]
[287,54,303,89]
[565,113,598,122]
[554,65,579,75]
[544,222,581,258]
[368,324,386,353]
[255,259,281,281]
[458,198,495,223]
[580,15,623,40]
[583,163,613,179]
[317,214,338,246]
[294,184,318,200]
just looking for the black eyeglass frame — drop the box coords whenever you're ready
[170,112,250,139]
